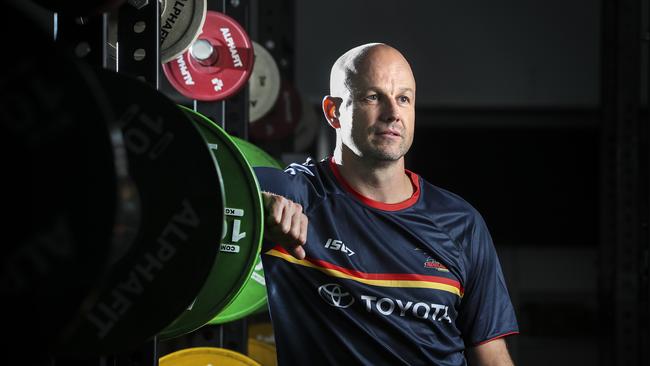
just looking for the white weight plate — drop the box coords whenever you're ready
[249,42,281,122]
[160,0,207,64]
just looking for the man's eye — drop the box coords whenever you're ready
[399,96,410,103]
[365,94,378,101]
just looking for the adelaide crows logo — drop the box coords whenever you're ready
[318,283,355,308]
[424,257,449,272]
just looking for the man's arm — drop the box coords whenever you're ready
[261,191,308,260]
[466,338,514,366]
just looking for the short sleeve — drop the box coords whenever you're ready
[253,165,317,253]
[456,211,519,346]
[253,166,313,211]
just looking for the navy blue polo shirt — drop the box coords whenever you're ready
[254,158,518,366]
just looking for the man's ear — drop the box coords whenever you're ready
[322,95,342,129]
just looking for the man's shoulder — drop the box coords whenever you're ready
[282,157,321,177]
[254,156,322,179]
[253,157,332,206]
[271,157,331,189]
[417,176,481,218]
[416,177,493,255]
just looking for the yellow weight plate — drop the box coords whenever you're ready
[160,347,261,366]
[248,322,275,344]
[247,338,277,366]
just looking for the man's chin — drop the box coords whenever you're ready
[365,148,405,162]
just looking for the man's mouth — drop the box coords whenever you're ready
[377,129,401,137]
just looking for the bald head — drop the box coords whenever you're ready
[329,43,415,99]
[323,43,417,165]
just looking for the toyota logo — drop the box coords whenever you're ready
[318,283,355,308]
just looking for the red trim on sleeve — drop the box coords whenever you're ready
[328,158,420,211]
[475,331,519,346]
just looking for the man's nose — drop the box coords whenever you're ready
[380,98,401,123]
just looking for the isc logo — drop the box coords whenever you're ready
[324,238,355,256]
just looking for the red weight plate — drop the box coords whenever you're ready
[162,11,253,101]
[249,80,302,142]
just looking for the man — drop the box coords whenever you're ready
[254,43,518,365]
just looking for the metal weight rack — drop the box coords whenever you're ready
[51,0,294,364]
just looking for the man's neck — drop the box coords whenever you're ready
[333,147,414,204]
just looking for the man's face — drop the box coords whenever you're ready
[338,48,416,162]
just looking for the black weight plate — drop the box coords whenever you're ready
[0,7,123,359]
[57,70,225,355]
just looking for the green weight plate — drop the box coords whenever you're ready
[231,136,284,169]
[58,69,225,356]
[158,106,263,339]
[209,255,266,324]
[210,138,281,324]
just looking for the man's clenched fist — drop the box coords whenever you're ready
[262,192,308,260]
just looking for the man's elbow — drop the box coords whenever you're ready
[466,338,515,366]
